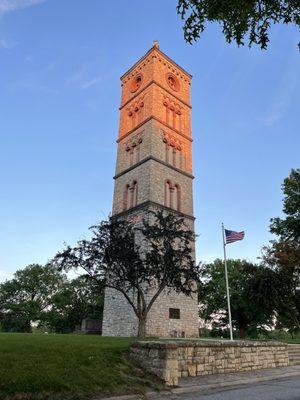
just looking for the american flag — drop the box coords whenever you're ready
[225,229,245,244]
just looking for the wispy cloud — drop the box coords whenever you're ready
[0,0,45,15]
[25,54,33,63]
[66,64,112,90]
[264,52,299,127]
[8,76,59,95]
[0,38,17,49]
[6,59,61,94]
[264,112,284,127]
[81,76,106,89]
[65,65,88,86]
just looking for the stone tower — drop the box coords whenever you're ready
[102,42,199,337]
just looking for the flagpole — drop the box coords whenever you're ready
[222,223,234,341]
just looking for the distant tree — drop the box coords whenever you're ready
[50,211,200,338]
[199,259,278,338]
[40,276,104,333]
[177,0,300,50]
[0,264,65,332]
[262,169,300,335]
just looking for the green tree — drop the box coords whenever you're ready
[177,0,300,49]
[0,264,65,332]
[40,276,104,333]
[270,169,300,242]
[263,169,300,335]
[199,259,278,338]
[50,211,200,338]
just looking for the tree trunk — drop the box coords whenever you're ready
[137,316,147,338]
[238,325,246,339]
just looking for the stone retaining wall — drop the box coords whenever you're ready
[130,341,289,386]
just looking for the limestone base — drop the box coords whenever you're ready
[130,340,290,386]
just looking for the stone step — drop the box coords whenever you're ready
[290,360,300,365]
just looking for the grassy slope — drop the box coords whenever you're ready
[0,333,159,400]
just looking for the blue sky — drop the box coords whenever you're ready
[0,0,299,281]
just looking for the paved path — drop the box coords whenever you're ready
[159,376,300,399]
[156,366,300,400]
[104,366,300,400]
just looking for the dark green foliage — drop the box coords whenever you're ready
[50,210,200,337]
[270,169,300,242]
[0,264,65,332]
[199,259,278,338]
[263,169,300,335]
[0,265,104,334]
[40,276,104,333]
[177,0,300,49]
[0,313,31,333]
[201,169,300,338]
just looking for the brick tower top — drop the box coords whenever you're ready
[118,43,192,141]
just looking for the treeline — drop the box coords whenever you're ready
[200,169,300,338]
[0,265,103,333]
[0,169,299,337]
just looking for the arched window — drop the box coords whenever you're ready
[129,149,134,166]
[165,142,170,164]
[164,181,181,212]
[162,133,185,171]
[131,143,137,165]
[123,181,138,211]
[123,184,130,211]
[164,181,172,208]
[176,109,181,132]
[174,184,181,212]
[125,136,142,168]
[130,181,138,208]
[169,104,175,129]
[133,143,141,164]
[172,147,177,168]
[179,151,183,170]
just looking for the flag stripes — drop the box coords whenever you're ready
[225,229,245,244]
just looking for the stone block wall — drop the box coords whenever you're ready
[130,342,179,386]
[130,341,290,386]
[102,287,138,337]
[146,289,199,338]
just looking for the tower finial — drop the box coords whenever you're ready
[153,40,159,49]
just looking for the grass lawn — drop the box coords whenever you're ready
[0,333,161,400]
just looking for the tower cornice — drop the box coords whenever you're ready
[113,155,194,180]
[117,115,193,144]
[120,45,192,82]
[112,200,195,221]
